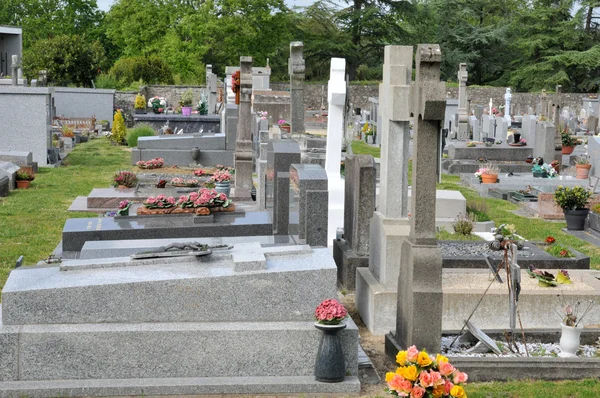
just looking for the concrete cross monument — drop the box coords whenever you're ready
[234,56,254,190]
[11,55,19,86]
[325,58,347,245]
[355,46,412,334]
[504,88,512,123]
[386,44,446,355]
[456,63,469,140]
[289,42,306,137]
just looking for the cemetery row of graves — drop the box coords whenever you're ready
[0,42,599,397]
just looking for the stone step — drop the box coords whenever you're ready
[0,376,360,397]
[2,247,336,325]
[0,317,358,382]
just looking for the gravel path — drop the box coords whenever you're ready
[440,242,536,258]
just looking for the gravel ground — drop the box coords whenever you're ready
[439,242,536,258]
[442,336,600,358]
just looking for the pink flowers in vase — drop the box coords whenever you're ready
[314,299,348,325]
[210,170,232,183]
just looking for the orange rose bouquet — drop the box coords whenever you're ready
[385,346,468,398]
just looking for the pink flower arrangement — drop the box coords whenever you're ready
[118,200,130,210]
[211,170,232,183]
[143,194,176,209]
[170,177,200,187]
[136,158,164,169]
[385,346,468,398]
[194,169,205,177]
[113,171,138,188]
[177,188,231,209]
[314,299,348,325]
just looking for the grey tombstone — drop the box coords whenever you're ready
[553,85,563,149]
[289,42,305,137]
[234,56,253,190]
[387,44,446,355]
[588,136,600,177]
[533,121,556,163]
[289,163,328,247]
[11,55,18,86]
[252,66,271,91]
[456,63,469,140]
[0,161,20,190]
[333,154,376,289]
[481,114,494,139]
[495,116,507,139]
[521,114,538,144]
[588,115,598,135]
[266,140,301,235]
[0,174,8,197]
[206,65,218,115]
[443,99,458,136]
[256,130,270,209]
[469,115,480,141]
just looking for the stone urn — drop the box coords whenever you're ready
[314,322,346,383]
[559,323,582,357]
[190,147,201,164]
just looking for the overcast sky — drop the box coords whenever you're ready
[96,0,317,12]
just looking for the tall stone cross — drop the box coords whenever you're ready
[457,63,468,140]
[289,42,305,137]
[234,56,254,190]
[11,55,19,86]
[387,44,446,355]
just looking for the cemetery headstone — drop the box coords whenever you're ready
[234,56,254,190]
[11,55,18,86]
[289,163,328,247]
[588,115,598,135]
[289,42,305,137]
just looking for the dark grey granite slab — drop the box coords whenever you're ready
[62,212,273,252]
[133,114,221,134]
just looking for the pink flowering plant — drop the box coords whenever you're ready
[278,119,290,127]
[210,170,232,183]
[177,188,231,209]
[116,200,131,216]
[143,194,176,209]
[193,169,205,177]
[385,346,468,398]
[170,177,200,187]
[215,165,235,173]
[314,299,348,325]
[113,171,138,188]
[136,157,164,169]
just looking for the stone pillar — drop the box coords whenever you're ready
[289,42,305,137]
[234,56,253,190]
[386,44,445,355]
[457,63,468,140]
[11,55,18,86]
[325,58,347,245]
[553,85,562,149]
[206,65,217,115]
[504,88,512,123]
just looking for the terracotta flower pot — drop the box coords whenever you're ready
[481,174,498,184]
[16,180,31,189]
[562,146,574,155]
[576,164,592,179]
[280,125,291,133]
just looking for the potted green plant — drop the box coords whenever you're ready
[134,94,146,114]
[113,171,138,189]
[554,186,594,230]
[16,170,35,189]
[561,132,578,154]
[179,89,194,116]
[575,156,592,179]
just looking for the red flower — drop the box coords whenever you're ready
[545,236,555,244]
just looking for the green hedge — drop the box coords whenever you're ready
[126,124,157,147]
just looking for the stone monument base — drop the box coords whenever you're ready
[333,238,369,290]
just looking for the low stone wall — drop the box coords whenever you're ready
[117,84,593,117]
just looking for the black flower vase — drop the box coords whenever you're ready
[314,322,346,383]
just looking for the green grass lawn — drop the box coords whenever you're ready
[466,379,600,397]
[351,139,381,158]
[0,139,130,288]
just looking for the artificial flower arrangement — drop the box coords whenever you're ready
[113,171,138,188]
[473,164,500,183]
[558,296,595,327]
[385,346,468,398]
[495,223,519,240]
[134,94,146,110]
[170,177,200,187]
[278,119,290,127]
[466,142,477,147]
[148,96,167,111]
[527,265,572,286]
[314,299,348,325]
[215,164,235,173]
[117,200,131,216]
[194,169,205,177]
[136,157,164,169]
[177,188,231,209]
[143,194,176,209]
[210,170,233,183]
[561,132,579,148]
[531,157,557,177]
[257,111,268,120]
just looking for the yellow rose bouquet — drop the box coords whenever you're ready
[385,346,468,398]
